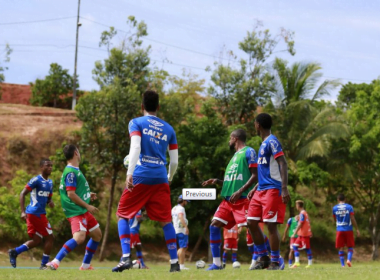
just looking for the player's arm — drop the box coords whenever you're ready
[126,134,141,189]
[275,155,290,204]
[230,167,257,203]
[67,191,99,215]
[350,213,360,237]
[178,213,189,235]
[167,148,178,184]
[47,188,54,208]
[292,215,303,237]
[282,223,290,241]
[19,187,31,220]
[202,178,223,186]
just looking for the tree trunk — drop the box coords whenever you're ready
[54,97,57,108]
[98,169,118,261]
[189,219,210,262]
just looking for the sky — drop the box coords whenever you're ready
[1,0,379,101]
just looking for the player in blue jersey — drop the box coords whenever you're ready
[247,113,290,270]
[113,90,179,273]
[8,159,54,270]
[129,209,149,269]
[333,194,360,267]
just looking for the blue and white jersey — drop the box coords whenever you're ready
[257,134,284,191]
[333,203,354,232]
[129,115,177,184]
[129,210,142,234]
[25,175,53,215]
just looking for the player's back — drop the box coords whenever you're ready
[298,210,312,237]
[224,225,238,240]
[25,175,53,215]
[333,203,354,231]
[129,115,177,179]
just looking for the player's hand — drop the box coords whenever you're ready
[21,212,27,221]
[48,201,55,208]
[90,192,98,201]
[202,179,217,186]
[230,189,243,204]
[281,186,291,204]
[126,175,134,190]
[282,236,286,242]
[356,229,361,237]
[86,205,99,215]
[247,188,256,200]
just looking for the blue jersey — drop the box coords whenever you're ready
[129,210,142,234]
[129,115,177,184]
[333,203,354,231]
[257,134,284,191]
[25,175,53,215]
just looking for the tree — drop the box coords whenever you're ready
[0,43,12,99]
[208,22,295,125]
[30,63,76,108]
[337,80,379,109]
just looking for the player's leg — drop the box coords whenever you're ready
[288,238,294,267]
[9,234,41,268]
[176,233,188,270]
[336,231,345,267]
[81,216,102,270]
[135,244,147,268]
[304,237,312,268]
[222,249,228,267]
[40,234,54,270]
[232,248,238,263]
[291,236,301,268]
[346,231,355,267]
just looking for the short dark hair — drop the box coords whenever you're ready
[232,129,247,142]
[63,144,77,160]
[296,200,304,208]
[178,198,184,204]
[40,158,51,167]
[338,193,345,202]
[142,90,159,112]
[256,113,272,129]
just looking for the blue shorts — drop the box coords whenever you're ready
[176,233,188,248]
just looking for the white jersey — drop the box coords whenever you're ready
[172,204,188,234]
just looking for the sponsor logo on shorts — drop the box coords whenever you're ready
[267,211,274,216]
[82,218,87,226]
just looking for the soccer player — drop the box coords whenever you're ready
[8,159,54,269]
[333,194,360,267]
[129,209,148,269]
[113,90,179,272]
[222,225,241,268]
[247,113,290,270]
[282,215,300,267]
[291,200,312,268]
[172,195,190,270]
[202,128,258,270]
[247,223,271,269]
[47,145,102,271]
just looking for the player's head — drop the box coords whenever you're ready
[295,200,304,211]
[229,129,247,150]
[255,113,272,135]
[63,144,80,162]
[40,158,53,176]
[337,193,345,202]
[142,90,159,113]
[178,195,190,206]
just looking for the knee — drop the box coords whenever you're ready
[247,219,258,228]
[74,232,87,245]
[266,223,277,233]
[46,234,54,243]
[92,229,102,242]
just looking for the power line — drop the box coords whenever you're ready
[0,16,76,26]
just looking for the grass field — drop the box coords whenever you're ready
[1,259,380,280]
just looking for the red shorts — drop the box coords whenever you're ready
[294,236,311,249]
[336,231,355,248]
[224,238,238,251]
[246,223,264,246]
[213,199,249,229]
[247,189,286,224]
[131,233,141,248]
[67,212,99,235]
[117,183,171,222]
[290,237,297,249]
[26,214,52,238]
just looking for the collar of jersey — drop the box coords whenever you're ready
[67,164,79,170]
[38,174,50,182]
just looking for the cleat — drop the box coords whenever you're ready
[305,265,311,269]
[181,266,190,270]
[80,265,94,270]
[347,260,352,267]
[40,264,48,270]
[47,261,59,270]
[141,265,149,269]
[222,263,226,269]
[250,255,270,270]
[112,257,132,272]
[267,262,281,270]
[8,249,18,268]
[170,262,180,272]
[279,256,285,270]
[206,263,223,270]
[291,262,300,268]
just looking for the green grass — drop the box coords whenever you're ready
[1,260,380,280]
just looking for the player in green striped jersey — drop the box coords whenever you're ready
[282,215,300,267]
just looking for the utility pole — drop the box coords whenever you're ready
[72,0,81,110]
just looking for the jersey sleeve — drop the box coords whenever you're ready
[65,172,77,191]
[49,181,53,197]
[128,119,141,138]
[350,205,354,215]
[25,177,38,191]
[169,129,178,150]
[287,218,292,225]
[299,213,305,223]
[269,138,284,159]
[246,147,258,168]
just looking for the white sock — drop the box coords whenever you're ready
[295,257,300,263]
[122,253,130,258]
[81,263,90,269]
[308,259,312,265]
[53,259,60,265]
[213,257,221,266]
[251,259,257,266]
[180,264,185,269]
[170,258,179,264]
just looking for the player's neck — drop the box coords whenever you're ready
[67,160,79,168]
[144,110,157,117]
[41,173,49,180]
[260,130,271,141]
[235,142,246,152]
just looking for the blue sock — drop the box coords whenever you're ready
[56,239,78,262]
[253,245,259,260]
[118,219,131,257]
[306,248,312,260]
[289,258,293,265]
[248,245,254,254]
[15,244,29,255]
[210,226,221,258]
[293,245,300,261]
[41,254,49,265]
[339,251,345,266]
[83,239,99,265]
[264,235,271,252]
[232,252,237,262]
[222,251,227,263]
[256,243,269,257]
[348,248,353,262]
[163,223,178,262]
[136,250,145,267]
[271,250,280,263]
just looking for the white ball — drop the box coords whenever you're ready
[232,261,241,268]
[195,260,206,269]
[132,259,141,269]
[123,154,129,169]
